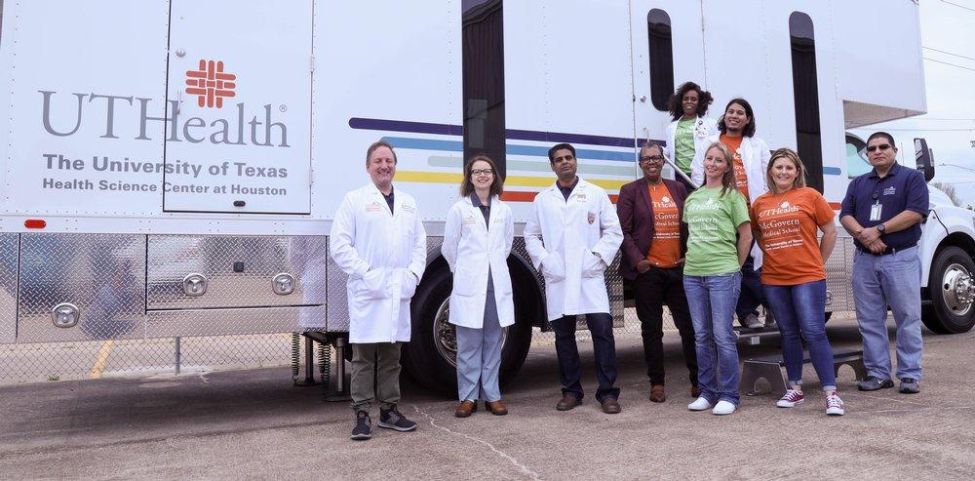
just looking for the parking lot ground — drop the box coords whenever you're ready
[1,317,974,480]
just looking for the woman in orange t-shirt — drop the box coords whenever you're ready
[751,148,845,416]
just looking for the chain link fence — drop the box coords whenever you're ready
[0,309,667,385]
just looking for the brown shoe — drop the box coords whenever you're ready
[484,400,508,416]
[601,397,622,414]
[691,385,700,398]
[649,385,666,403]
[454,400,477,418]
[556,393,582,411]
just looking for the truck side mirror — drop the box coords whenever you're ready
[914,138,935,182]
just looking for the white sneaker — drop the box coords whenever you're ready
[776,389,805,408]
[826,392,845,416]
[687,397,713,411]
[712,400,737,415]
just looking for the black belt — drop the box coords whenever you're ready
[856,243,916,256]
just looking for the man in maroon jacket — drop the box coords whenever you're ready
[617,141,698,403]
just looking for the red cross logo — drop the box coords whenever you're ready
[186,60,236,108]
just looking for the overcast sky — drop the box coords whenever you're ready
[850,0,975,205]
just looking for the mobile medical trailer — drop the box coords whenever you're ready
[1,0,972,393]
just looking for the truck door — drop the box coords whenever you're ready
[163,0,313,214]
[630,0,707,179]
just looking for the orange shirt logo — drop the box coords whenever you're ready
[646,184,681,268]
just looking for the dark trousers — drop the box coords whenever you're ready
[735,252,766,322]
[550,313,620,402]
[633,266,698,387]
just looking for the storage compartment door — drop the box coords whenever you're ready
[163,0,313,214]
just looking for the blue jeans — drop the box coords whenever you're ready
[852,247,924,380]
[736,253,765,322]
[683,272,742,406]
[763,280,836,391]
[550,313,620,402]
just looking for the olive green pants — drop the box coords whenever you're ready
[350,342,403,413]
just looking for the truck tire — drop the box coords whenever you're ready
[402,264,534,397]
[922,246,975,334]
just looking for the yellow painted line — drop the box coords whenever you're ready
[396,171,628,191]
[88,340,115,379]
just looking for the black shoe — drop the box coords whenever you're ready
[350,411,372,441]
[857,376,895,391]
[379,406,417,432]
[899,378,920,394]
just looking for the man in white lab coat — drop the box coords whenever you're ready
[525,143,624,414]
[330,140,427,441]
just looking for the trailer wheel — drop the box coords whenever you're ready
[402,264,534,397]
[922,246,975,334]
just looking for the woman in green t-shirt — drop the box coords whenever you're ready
[682,142,753,416]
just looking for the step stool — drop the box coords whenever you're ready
[741,350,867,395]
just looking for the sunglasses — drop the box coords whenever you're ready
[866,144,892,153]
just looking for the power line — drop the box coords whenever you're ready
[924,57,975,72]
[923,46,975,62]
[941,0,975,12]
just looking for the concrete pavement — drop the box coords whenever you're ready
[1,318,973,480]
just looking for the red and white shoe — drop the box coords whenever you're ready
[776,389,805,408]
[826,392,845,416]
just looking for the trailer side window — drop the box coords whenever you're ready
[789,12,824,192]
[463,0,507,178]
[647,9,674,112]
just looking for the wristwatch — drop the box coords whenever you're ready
[877,223,886,235]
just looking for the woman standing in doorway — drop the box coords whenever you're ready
[683,142,753,416]
[442,155,515,418]
[665,82,718,191]
[751,148,845,416]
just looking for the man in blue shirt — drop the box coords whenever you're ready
[840,132,929,394]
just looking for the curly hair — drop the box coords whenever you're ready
[667,82,714,121]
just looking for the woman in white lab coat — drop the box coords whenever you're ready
[441,155,515,418]
[665,81,718,190]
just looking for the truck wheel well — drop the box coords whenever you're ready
[940,232,975,259]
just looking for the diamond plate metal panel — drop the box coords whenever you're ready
[145,306,327,338]
[824,236,858,312]
[147,235,328,310]
[325,243,350,333]
[0,234,18,344]
[18,234,145,343]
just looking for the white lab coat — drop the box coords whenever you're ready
[690,133,771,268]
[524,178,623,321]
[665,116,718,170]
[441,195,515,329]
[329,183,427,343]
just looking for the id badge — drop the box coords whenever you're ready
[869,203,883,222]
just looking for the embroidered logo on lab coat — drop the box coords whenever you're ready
[365,201,382,213]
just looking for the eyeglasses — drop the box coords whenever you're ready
[866,144,892,153]
[639,155,665,164]
[471,169,493,176]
